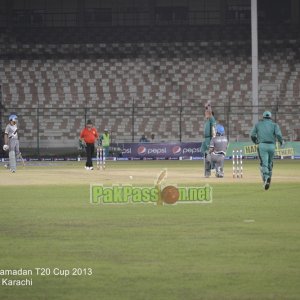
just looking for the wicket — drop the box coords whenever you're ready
[232,149,243,178]
[96,147,106,170]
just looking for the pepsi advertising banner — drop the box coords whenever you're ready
[115,142,203,159]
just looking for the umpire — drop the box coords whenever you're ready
[80,120,99,170]
[250,111,283,190]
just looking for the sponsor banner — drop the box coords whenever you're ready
[241,143,295,156]
[228,141,300,157]
[113,142,202,159]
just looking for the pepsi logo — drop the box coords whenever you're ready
[172,146,181,154]
[137,146,146,155]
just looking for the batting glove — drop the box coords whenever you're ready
[3,145,9,151]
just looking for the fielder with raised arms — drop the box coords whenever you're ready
[201,101,216,177]
[3,114,21,173]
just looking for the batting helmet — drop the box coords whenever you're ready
[9,114,18,122]
[216,124,225,136]
[263,111,272,118]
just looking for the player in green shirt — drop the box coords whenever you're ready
[99,128,110,157]
[250,111,283,190]
[201,103,216,177]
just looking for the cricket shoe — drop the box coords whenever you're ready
[264,177,271,190]
[215,167,224,178]
[89,167,94,170]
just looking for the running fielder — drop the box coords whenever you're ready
[209,124,228,178]
[200,101,216,177]
[250,111,283,190]
[3,114,21,173]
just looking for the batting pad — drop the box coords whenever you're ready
[9,150,16,171]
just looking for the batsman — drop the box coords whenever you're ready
[250,111,283,190]
[3,114,21,173]
[200,101,216,177]
[209,124,228,178]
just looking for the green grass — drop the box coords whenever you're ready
[0,161,300,299]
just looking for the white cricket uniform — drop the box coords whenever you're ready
[5,123,20,172]
[209,135,228,177]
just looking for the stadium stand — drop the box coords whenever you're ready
[0,26,300,149]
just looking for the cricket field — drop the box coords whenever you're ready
[0,159,299,300]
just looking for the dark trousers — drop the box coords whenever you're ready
[86,143,95,167]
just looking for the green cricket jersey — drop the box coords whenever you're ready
[250,119,283,145]
[101,133,110,147]
[204,116,216,138]
[201,115,216,154]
